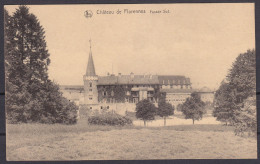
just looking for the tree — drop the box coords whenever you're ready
[181,92,206,124]
[4,8,36,123]
[177,104,183,112]
[234,95,257,136]
[10,6,50,97]
[136,99,156,126]
[213,81,235,125]
[157,99,174,126]
[213,49,256,125]
[227,50,256,104]
[5,6,78,124]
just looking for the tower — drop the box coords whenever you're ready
[83,40,98,107]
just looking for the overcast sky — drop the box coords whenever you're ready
[5,4,255,90]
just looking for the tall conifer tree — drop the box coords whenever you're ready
[5,6,78,123]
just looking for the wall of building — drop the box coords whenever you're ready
[97,84,160,104]
[83,75,98,105]
[161,84,191,89]
[199,92,215,103]
[79,103,137,117]
[59,87,84,105]
[165,92,191,108]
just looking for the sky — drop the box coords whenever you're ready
[5,4,255,90]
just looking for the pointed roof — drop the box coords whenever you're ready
[86,40,96,76]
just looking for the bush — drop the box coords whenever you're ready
[88,112,132,126]
[125,111,136,119]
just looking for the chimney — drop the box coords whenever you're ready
[187,78,190,84]
[130,72,134,79]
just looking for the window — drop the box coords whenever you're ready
[89,82,92,87]
[89,97,92,100]
[90,107,92,109]
[107,106,109,109]
[101,106,103,109]
[89,89,92,92]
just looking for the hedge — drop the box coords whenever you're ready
[88,112,132,126]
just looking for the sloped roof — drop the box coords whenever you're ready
[86,50,96,76]
[199,87,212,93]
[160,88,194,93]
[158,75,191,85]
[59,85,84,91]
[97,75,159,85]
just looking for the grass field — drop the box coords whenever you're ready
[6,122,257,160]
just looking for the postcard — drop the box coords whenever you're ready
[4,3,256,160]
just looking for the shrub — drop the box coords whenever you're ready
[88,112,132,126]
[125,111,136,119]
[79,104,93,118]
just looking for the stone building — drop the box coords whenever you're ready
[59,42,214,115]
[197,87,215,103]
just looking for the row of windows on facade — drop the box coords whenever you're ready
[89,97,155,103]
[89,83,158,88]
[162,80,189,85]
[88,83,191,89]
[161,85,191,89]
[166,95,189,98]
[89,106,110,110]
[98,91,154,97]
[67,84,191,95]
[166,99,186,102]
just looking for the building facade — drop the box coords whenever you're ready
[60,44,215,115]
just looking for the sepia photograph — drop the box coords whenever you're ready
[4,3,257,160]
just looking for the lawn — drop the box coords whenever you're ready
[6,122,257,160]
